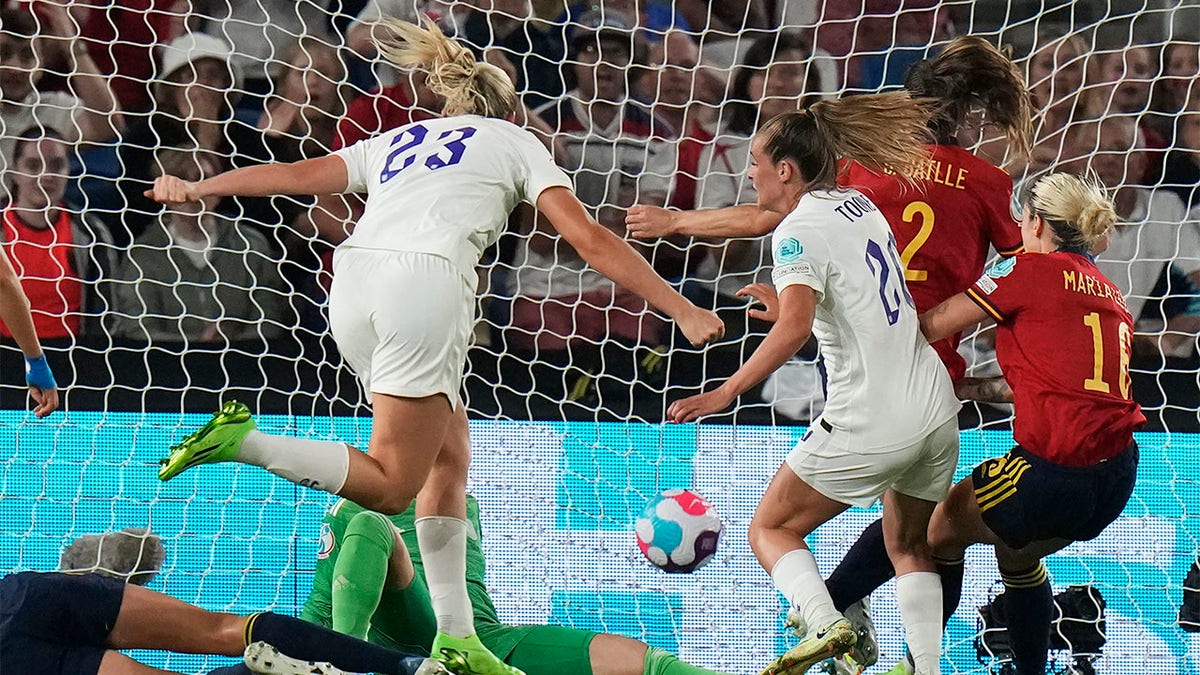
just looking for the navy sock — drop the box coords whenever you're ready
[1000,563,1053,675]
[936,555,965,625]
[207,666,252,675]
[245,612,421,675]
[826,519,894,612]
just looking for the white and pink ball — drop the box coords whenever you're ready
[635,489,723,573]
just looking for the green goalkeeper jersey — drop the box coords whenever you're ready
[301,495,525,659]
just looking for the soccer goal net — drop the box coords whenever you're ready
[0,0,1197,672]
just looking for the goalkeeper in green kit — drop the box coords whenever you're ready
[301,495,731,675]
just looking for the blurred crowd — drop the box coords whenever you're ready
[0,0,1197,418]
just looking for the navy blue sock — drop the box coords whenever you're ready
[826,519,895,612]
[207,666,252,675]
[245,612,422,675]
[936,555,965,625]
[1000,563,1053,675]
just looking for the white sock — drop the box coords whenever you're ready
[896,571,943,675]
[237,429,350,493]
[416,516,476,638]
[771,549,843,633]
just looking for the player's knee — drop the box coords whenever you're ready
[747,514,772,557]
[345,511,397,548]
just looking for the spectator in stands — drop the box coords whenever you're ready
[453,0,572,111]
[1154,40,1200,123]
[112,146,287,345]
[1090,40,1168,180]
[504,10,675,406]
[638,31,721,211]
[1,128,116,341]
[116,31,259,245]
[0,7,123,199]
[189,0,337,106]
[1069,116,1200,359]
[1161,96,1200,210]
[78,0,186,112]
[685,31,821,324]
[1025,27,1103,175]
[808,0,952,92]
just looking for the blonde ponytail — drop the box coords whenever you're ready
[1026,172,1117,250]
[375,16,517,118]
[759,92,935,190]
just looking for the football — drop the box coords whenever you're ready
[635,489,723,573]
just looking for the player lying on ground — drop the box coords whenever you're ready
[667,95,960,675]
[0,218,59,417]
[303,491,734,675]
[0,527,449,675]
[144,17,722,675]
[812,173,1145,675]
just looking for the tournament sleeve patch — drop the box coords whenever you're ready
[986,256,1017,278]
[774,237,804,263]
[772,261,816,283]
[975,274,998,294]
[317,522,335,559]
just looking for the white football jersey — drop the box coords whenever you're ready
[772,189,960,449]
[334,115,572,286]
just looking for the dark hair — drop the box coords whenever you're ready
[0,8,38,39]
[725,31,816,137]
[904,36,1034,158]
[7,126,68,201]
[758,92,935,191]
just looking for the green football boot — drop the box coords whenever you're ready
[760,618,856,675]
[158,400,255,481]
[431,633,526,675]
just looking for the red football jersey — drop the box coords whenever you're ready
[967,253,1145,465]
[841,144,1022,381]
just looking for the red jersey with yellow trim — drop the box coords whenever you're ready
[841,144,1022,381]
[966,252,1145,466]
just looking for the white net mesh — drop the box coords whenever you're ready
[1,1,1198,673]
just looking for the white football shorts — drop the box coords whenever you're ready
[329,248,474,409]
[785,415,960,508]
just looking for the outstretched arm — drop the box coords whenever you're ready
[538,187,724,347]
[920,293,989,344]
[667,284,816,423]
[145,156,351,204]
[0,250,58,417]
[626,203,781,240]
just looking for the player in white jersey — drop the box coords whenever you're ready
[145,17,723,675]
[667,96,960,675]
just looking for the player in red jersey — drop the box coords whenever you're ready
[908,172,1143,675]
[628,37,1034,672]
[626,35,1031,393]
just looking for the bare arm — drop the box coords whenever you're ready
[626,203,780,240]
[954,376,1014,403]
[920,293,990,344]
[42,4,124,142]
[146,155,351,204]
[0,252,41,360]
[667,284,816,423]
[536,186,723,346]
[0,250,58,417]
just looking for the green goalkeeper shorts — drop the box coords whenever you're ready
[491,624,598,675]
